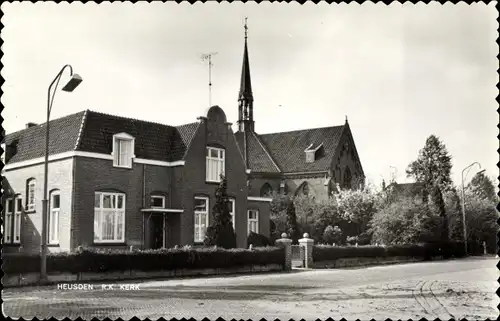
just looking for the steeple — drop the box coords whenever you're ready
[237,17,255,132]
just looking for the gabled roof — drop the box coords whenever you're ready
[4,111,86,164]
[235,131,280,173]
[257,125,345,173]
[4,110,200,164]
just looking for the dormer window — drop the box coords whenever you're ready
[150,195,166,209]
[304,143,323,163]
[113,133,135,168]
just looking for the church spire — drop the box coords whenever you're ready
[237,17,255,132]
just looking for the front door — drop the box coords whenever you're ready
[151,214,164,249]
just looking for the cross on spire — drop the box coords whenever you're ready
[244,17,248,40]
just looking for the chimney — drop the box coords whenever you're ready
[25,122,38,129]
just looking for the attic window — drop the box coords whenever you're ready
[304,143,323,163]
[113,133,136,168]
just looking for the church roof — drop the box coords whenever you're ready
[235,131,280,173]
[235,125,346,174]
[3,110,200,164]
[258,125,345,173]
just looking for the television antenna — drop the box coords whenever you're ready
[201,52,218,107]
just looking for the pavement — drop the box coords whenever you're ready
[3,257,498,320]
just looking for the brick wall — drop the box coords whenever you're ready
[72,157,170,250]
[177,109,249,248]
[2,158,74,254]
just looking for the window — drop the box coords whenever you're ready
[260,183,273,197]
[194,196,209,243]
[13,196,22,244]
[4,198,13,243]
[228,198,235,229]
[26,179,36,211]
[113,133,135,168]
[247,210,259,234]
[150,195,166,209]
[206,146,225,182]
[48,191,60,244]
[94,192,126,243]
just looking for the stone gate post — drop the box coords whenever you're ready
[275,233,293,271]
[299,233,314,269]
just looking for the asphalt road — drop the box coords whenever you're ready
[3,257,498,320]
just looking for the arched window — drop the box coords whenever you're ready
[295,182,312,197]
[343,167,352,189]
[260,183,273,197]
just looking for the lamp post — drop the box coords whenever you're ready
[40,65,82,282]
[460,162,485,257]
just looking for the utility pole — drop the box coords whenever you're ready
[201,52,218,107]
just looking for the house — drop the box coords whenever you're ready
[2,105,274,254]
[233,25,365,202]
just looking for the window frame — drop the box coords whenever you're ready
[13,195,22,244]
[205,146,225,183]
[94,191,126,243]
[247,209,259,235]
[112,133,135,169]
[4,198,13,243]
[48,190,60,245]
[150,195,166,209]
[228,198,236,230]
[26,178,36,212]
[194,196,209,243]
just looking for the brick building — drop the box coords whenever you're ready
[2,23,363,254]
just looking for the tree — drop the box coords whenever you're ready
[204,175,237,248]
[444,187,464,241]
[467,171,496,203]
[270,194,292,240]
[333,184,379,240]
[406,135,453,194]
[370,196,441,245]
[285,198,301,243]
[447,190,498,253]
[406,135,453,240]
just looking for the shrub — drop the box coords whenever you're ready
[323,225,343,245]
[3,246,285,274]
[313,240,470,262]
[247,232,272,247]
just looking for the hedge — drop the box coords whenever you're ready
[3,246,285,275]
[313,241,482,262]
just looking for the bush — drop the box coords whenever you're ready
[313,240,470,262]
[247,232,272,247]
[3,246,285,274]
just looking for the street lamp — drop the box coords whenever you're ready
[41,65,82,282]
[460,162,485,257]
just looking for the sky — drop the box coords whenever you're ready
[1,2,498,188]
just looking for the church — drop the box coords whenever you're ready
[234,24,365,202]
[1,23,364,254]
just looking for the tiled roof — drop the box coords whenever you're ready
[235,131,280,173]
[5,110,200,164]
[77,111,199,162]
[388,182,425,196]
[257,125,345,173]
[4,111,86,164]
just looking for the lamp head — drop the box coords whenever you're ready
[477,169,486,175]
[62,74,83,92]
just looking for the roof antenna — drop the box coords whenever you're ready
[201,52,218,107]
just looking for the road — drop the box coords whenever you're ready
[3,257,498,320]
